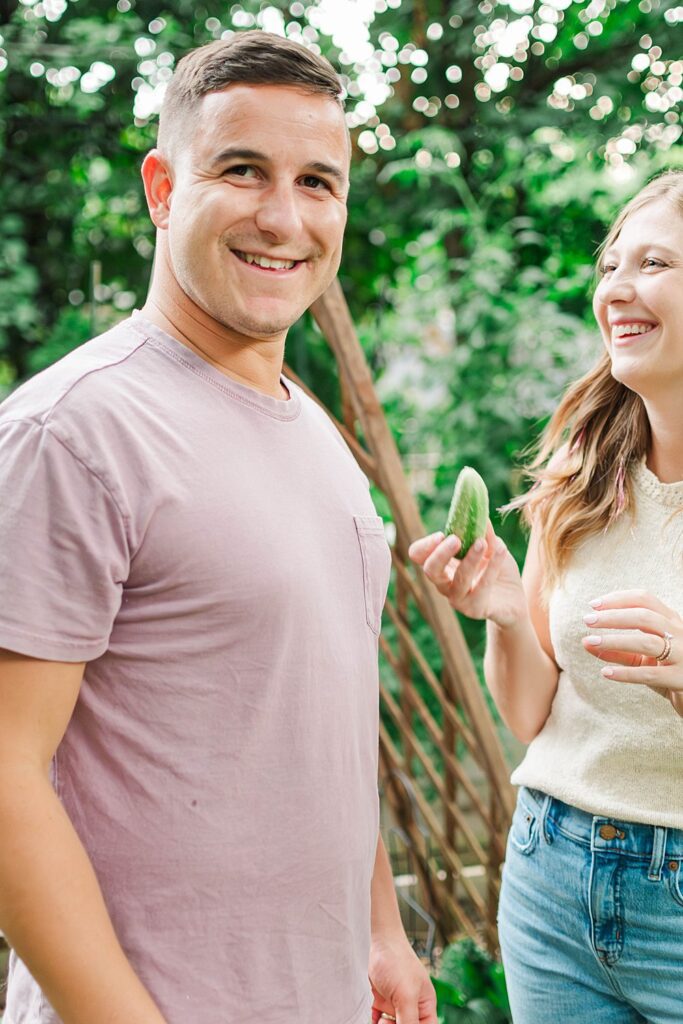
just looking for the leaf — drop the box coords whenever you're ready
[431,975,467,1007]
[441,999,506,1024]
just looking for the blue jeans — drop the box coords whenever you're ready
[498,787,683,1023]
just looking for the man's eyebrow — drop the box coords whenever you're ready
[209,147,268,168]
[209,148,347,186]
[304,161,348,188]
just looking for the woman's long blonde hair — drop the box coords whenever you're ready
[509,169,683,591]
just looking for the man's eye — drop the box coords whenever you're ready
[301,175,329,190]
[225,165,257,178]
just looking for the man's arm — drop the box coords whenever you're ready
[370,834,406,942]
[0,650,167,1024]
[368,833,437,1024]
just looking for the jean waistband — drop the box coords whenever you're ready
[520,787,683,862]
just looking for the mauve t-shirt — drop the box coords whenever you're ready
[0,315,391,1024]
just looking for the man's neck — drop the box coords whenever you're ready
[140,290,289,401]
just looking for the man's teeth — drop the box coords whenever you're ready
[612,323,656,337]
[236,251,296,270]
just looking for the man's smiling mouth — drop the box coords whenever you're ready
[233,250,300,271]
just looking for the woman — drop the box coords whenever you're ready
[409,170,683,1023]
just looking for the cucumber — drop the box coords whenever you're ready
[444,466,489,557]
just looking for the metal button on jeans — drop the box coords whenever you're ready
[599,824,618,840]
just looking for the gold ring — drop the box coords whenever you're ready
[379,1015,397,1022]
[656,631,673,664]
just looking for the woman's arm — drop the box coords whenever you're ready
[483,522,560,743]
[410,520,560,744]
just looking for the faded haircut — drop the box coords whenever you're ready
[157,30,345,165]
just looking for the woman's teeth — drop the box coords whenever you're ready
[612,323,656,338]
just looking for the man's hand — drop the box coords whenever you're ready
[369,936,438,1024]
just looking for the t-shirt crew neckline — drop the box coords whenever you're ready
[129,310,302,422]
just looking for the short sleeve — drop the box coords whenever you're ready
[0,419,130,661]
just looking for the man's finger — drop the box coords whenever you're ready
[395,1004,418,1024]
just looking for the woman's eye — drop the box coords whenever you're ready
[642,257,665,270]
[599,263,616,276]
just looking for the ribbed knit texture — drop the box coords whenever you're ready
[512,457,683,827]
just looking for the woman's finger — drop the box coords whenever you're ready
[582,607,670,635]
[589,589,675,617]
[439,537,490,601]
[470,537,508,592]
[408,532,446,566]
[422,534,461,591]
[600,663,683,690]
[581,639,647,667]
[584,631,673,661]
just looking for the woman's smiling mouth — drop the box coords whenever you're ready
[611,321,658,342]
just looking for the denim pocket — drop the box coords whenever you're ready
[353,515,391,636]
[666,859,683,910]
[508,792,540,856]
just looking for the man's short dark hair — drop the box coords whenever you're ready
[157,31,345,163]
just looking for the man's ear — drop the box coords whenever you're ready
[141,149,174,229]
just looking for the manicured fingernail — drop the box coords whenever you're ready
[432,532,445,542]
[583,613,598,624]
[585,635,602,645]
[590,599,603,608]
[446,534,460,550]
[602,667,614,677]
[473,539,485,554]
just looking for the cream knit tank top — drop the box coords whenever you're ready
[511,457,683,828]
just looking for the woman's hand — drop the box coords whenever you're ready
[408,521,527,629]
[582,589,683,717]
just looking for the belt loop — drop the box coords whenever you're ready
[539,792,553,844]
[648,826,668,881]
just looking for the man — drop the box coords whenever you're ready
[0,31,437,1024]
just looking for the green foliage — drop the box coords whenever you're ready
[433,938,512,1024]
[25,305,93,375]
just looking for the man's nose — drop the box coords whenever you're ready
[254,183,302,243]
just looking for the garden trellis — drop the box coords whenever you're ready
[287,279,515,953]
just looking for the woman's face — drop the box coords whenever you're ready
[593,198,683,400]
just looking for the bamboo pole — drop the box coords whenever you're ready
[380,725,481,941]
[379,671,491,868]
[311,279,515,821]
[380,638,505,862]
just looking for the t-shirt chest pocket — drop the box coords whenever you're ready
[353,515,391,636]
